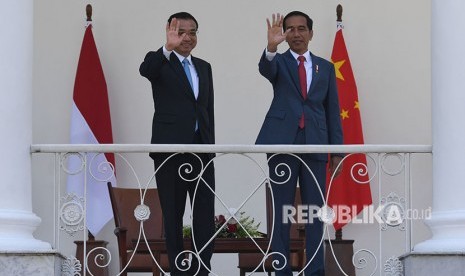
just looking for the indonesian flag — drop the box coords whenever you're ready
[327,22,373,230]
[67,23,116,236]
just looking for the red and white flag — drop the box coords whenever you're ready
[67,23,116,236]
[327,22,373,230]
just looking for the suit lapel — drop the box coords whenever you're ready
[308,53,320,95]
[283,50,305,99]
[170,53,196,100]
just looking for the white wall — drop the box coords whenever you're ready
[31,0,432,275]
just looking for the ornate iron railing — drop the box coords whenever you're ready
[31,144,432,276]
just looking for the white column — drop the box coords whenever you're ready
[415,0,465,252]
[0,0,50,251]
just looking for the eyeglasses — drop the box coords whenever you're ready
[178,30,198,37]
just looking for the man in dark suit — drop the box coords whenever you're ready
[140,12,215,276]
[256,11,343,276]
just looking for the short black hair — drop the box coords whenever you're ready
[168,12,198,30]
[283,11,313,31]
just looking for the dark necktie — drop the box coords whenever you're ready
[298,55,307,129]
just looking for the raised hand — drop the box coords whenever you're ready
[266,13,289,52]
[165,18,186,51]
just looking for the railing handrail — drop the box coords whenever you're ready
[30,144,432,154]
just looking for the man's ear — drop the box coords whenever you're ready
[309,30,314,41]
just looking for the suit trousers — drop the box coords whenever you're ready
[268,129,326,276]
[153,132,215,276]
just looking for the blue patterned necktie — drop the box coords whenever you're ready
[182,58,193,89]
[182,58,198,130]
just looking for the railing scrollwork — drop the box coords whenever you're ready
[32,144,431,275]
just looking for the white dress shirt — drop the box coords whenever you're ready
[163,46,199,99]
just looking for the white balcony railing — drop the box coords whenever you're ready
[31,144,432,276]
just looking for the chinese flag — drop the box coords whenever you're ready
[67,23,116,236]
[327,24,373,230]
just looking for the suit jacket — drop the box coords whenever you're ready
[140,47,215,158]
[256,49,343,161]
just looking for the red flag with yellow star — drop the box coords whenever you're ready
[327,23,373,230]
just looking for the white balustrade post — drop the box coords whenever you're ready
[414,0,465,252]
[0,0,51,251]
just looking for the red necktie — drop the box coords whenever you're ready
[298,55,307,128]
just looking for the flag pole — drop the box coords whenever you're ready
[335,3,344,242]
[85,3,94,244]
[324,4,356,275]
[72,5,110,275]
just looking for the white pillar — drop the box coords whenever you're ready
[415,0,465,252]
[0,0,50,251]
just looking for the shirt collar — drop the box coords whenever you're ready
[289,49,311,64]
[173,51,192,64]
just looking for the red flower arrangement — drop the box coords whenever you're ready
[183,212,262,239]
